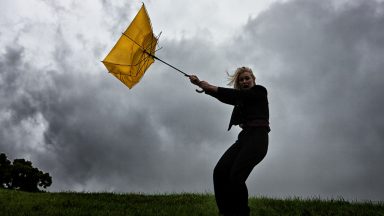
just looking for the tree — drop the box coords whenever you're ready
[0,153,12,188]
[0,153,52,192]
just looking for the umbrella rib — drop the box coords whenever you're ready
[102,59,147,67]
[121,33,190,77]
[137,48,153,76]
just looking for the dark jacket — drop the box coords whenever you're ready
[206,85,269,131]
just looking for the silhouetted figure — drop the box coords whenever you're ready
[190,67,270,216]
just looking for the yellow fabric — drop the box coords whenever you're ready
[102,4,158,89]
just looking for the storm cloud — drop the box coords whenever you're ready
[1,0,383,201]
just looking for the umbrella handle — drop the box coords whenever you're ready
[195,88,204,93]
[184,74,204,93]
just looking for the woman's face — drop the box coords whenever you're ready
[238,71,255,90]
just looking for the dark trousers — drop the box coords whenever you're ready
[213,127,269,216]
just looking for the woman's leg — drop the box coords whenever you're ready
[230,129,269,215]
[213,141,241,215]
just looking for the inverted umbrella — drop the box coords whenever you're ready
[102,4,202,92]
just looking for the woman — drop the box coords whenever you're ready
[189,67,270,216]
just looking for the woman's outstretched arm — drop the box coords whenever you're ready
[189,75,218,93]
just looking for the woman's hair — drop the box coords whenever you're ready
[227,66,255,89]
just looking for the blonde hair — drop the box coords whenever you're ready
[227,67,255,89]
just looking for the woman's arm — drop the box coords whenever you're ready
[189,75,265,105]
[189,75,237,104]
[213,86,267,105]
[189,75,218,93]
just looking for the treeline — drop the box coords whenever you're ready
[0,153,52,192]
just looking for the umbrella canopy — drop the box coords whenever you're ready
[102,4,158,89]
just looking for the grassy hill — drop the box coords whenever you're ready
[0,189,383,215]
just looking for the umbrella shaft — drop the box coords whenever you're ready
[145,50,204,93]
[152,55,190,77]
[122,32,190,77]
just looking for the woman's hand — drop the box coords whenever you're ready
[189,75,218,93]
[189,75,201,86]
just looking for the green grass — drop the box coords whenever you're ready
[0,189,383,216]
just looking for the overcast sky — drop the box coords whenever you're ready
[1,0,384,201]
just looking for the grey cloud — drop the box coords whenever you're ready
[1,0,384,201]
[0,27,226,193]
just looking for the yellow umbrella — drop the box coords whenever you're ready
[102,4,201,92]
[102,4,158,89]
